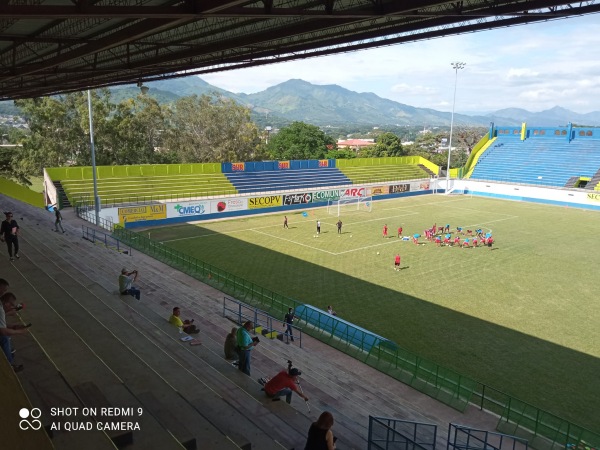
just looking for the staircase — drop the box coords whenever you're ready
[52,180,71,207]
[564,176,581,188]
[585,168,600,190]
[418,164,437,177]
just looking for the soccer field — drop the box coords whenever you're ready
[148,195,600,431]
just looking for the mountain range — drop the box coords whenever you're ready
[5,76,600,127]
[121,77,600,127]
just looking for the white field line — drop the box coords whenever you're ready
[461,215,519,232]
[161,196,505,244]
[334,239,406,255]
[162,210,420,243]
[161,222,287,243]
[250,228,337,255]
[253,227,406,256]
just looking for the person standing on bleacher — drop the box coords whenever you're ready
[1,211,20,261]
[53,206,65,233]
[236,321,258,376]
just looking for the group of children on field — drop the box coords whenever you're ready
[386,222,495,249]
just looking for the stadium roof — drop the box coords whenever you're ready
[2,0,600,100]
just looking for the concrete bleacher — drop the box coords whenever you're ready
[61,173,237,205]
[339,165,430,184]
[1,194,502,449]
[469,137,600,187]
[224,167,351,193]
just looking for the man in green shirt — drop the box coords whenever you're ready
[236,321,258,376]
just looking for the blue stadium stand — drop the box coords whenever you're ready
[224,167,351,193]
[470,136,600,187]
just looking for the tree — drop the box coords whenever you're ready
[106,95,173,165]
[325,148,356,159]
[266,122,336,160]
[373,132,406,157]
[163,94,261,163]
[15,90,115,172]
[453,127,487,155]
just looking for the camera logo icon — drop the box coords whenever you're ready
[19,408,42,431]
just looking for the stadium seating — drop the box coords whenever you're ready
[339,164,430,184]
[61,173,237,205]
[224,167,351,193]
[2,195,507,449]
[54,161,432,206]
[469,137,600,187]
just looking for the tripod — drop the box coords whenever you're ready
[296,377,311,413]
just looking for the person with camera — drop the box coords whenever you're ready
[0,292,30,372]
[168,307,199,334]
[236,321,259,376]
[264,364,309,405]
[118,268,141,300]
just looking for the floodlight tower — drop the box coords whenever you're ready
[446,61,466,192]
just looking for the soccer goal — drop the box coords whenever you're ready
[327,196,373,216]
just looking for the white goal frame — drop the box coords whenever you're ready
[327,196,373,217]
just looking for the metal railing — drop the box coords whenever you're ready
[75,204,115,231]
[223,296,302,348]
[368,417,437,450]
[81,226,131,255]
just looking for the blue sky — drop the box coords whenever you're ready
[201,14,600,115]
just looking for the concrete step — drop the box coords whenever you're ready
[10,246,218,449]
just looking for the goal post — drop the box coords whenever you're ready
[327,196,373,216]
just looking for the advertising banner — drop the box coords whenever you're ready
[390,183,411,194]
[231,162,245,171]
[210,198,248,214]
[416,181,430,191]
[587,193,600,202]
[311,189,341,202]
[318,160,329,167]
[341,187,365,197]
[369,186,388,196]
[118,204,166,224]
[283,192,312,205]
[167,201,210,218]
[278,161,290,169]
[248,195,282,209]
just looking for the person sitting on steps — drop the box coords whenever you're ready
[169,307,199,334]
[118,268,141,300]
[224,327,238,361]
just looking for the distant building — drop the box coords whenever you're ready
[336,138,376,152]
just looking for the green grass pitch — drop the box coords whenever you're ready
[148,195,600,431]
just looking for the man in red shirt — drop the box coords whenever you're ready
[264,368,308,404]
[397,227,403,238]
[394,254,401,271]
[382,224,388,238]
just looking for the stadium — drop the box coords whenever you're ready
[2,122,597,449]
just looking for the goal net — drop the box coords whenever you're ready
[327,196,372,216]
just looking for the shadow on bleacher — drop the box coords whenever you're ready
[1,195,502,450]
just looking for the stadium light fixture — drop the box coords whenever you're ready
[446,61,466,192]
[137,80,149,95]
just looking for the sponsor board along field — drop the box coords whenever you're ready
[146,194,600,432]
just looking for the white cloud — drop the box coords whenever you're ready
[201,14,600,114]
